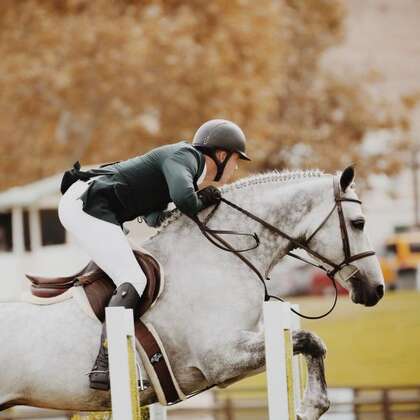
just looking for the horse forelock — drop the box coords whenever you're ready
[150,168,330,237]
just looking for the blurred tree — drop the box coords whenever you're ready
[0,0,410,190]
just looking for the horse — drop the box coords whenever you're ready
[0,165,384,420]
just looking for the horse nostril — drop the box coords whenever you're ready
[376,284,384,299]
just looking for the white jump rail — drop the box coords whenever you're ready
[106,307,167,420]
[263,301,305,420]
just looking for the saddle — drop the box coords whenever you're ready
[25,249,186,405]
[26,249,161,322]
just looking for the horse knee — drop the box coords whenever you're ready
[293,330,327,358]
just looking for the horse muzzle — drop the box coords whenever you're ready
[348,273,384,306]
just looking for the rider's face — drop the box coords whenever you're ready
[216,151,240,184]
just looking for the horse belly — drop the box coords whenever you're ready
[0,300,111,411]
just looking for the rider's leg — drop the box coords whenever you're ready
[58,180,147,390]
[58,180,147,296]
[88,282,142,390]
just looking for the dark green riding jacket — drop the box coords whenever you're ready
[78,141,206,228]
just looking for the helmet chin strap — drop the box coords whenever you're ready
[210,150,233,181]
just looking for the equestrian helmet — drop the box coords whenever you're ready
[192,119,251,161]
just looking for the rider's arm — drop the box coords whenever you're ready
[161,149,205,217]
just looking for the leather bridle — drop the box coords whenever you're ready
[191,175,376,319]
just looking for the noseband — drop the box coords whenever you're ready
[191,175,376,319]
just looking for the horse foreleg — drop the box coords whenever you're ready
[206,327,329,420]
[293,330,330,420]
[204,326,266,386]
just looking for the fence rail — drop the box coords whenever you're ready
[211,385,420,420]
[1,386,419,419]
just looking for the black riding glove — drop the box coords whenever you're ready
[198,186,222,208]
[156,210,176,226]
[143,209,177,228]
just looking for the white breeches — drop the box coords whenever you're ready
[58,179,147,298]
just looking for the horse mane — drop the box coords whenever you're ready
[149,168,330,237]
[223,168,328,192]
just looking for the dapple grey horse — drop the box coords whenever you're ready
[0,166,384,419]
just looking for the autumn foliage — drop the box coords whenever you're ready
[0,0,409,190]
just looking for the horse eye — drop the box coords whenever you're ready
[351,219,365,230]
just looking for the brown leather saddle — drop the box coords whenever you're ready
[27,250,184,404]
[26,249,161,322]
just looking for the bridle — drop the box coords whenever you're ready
[191,176,375,319]
[191,175,376,319]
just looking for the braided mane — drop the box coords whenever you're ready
[220,168,327,193]
[149,168,329,237]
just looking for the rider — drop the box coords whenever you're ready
[57,119,251,390]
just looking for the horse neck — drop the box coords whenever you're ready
[146,174,333,275]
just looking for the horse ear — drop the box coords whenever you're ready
[340,165,355,192]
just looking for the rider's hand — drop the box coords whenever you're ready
[143,209,176,228]
[156,210,176,226]
[198,186,222,207]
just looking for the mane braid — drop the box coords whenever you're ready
[148,168,328,238]
[220,168,327,193]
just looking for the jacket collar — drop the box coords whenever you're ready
[189,144,206,190]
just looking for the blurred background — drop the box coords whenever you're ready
[0,0,419,419]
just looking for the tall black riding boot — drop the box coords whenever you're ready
[89,282,142,391]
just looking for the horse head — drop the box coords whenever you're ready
[151,165,385,308]
[300,165,384,306]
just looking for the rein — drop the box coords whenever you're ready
[191,176,375,320]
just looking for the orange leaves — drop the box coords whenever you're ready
[0,0,406,191]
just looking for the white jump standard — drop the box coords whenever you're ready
[264,301,297,420]
[106,307,167,420]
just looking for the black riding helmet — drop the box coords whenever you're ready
[192,119,251,181]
